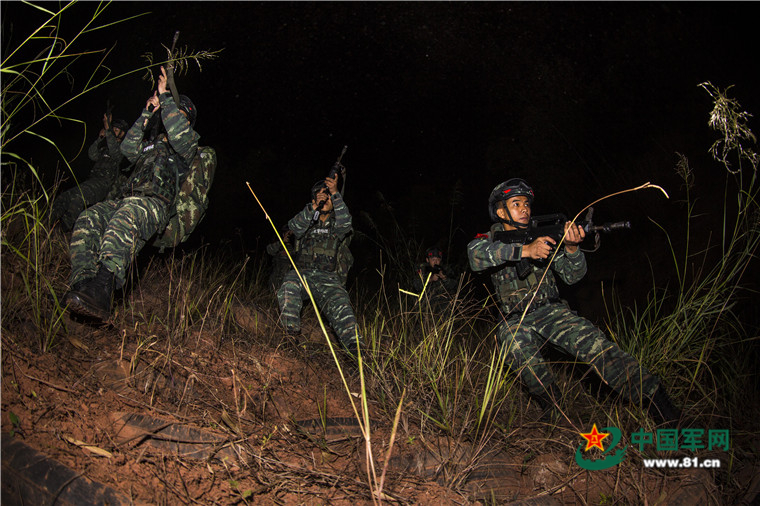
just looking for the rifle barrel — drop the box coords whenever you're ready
[337,145,348,165]
[588,221,631,233]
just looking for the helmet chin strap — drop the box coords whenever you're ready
[498,205,529,230]
[501,217,529,230]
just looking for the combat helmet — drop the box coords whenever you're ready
[488,178,534,227]
[425,247,443,259]
[178,95,197,127]
[111,118,129,132]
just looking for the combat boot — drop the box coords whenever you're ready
[69,278,90,293]
[647,387,681,428]
[62,278,87,304]
[64,265,116,322]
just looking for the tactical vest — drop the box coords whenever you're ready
[89,143,119,181]
[488,233,561,317]
[295,219,344,272]
[122,140,186,204]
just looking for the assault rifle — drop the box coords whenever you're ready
[493,207,630,247]
[493,207,631,278]
[104,99,113,131]
[423,264,443,276]
[313,145,348,221]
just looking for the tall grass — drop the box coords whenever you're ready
[606,82,759,422]
[2,1,219,193]
[362,272,506,436]
[1,1,220,349]
[1,168,70,352]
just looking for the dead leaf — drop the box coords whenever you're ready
[220,409,243,437]
[67,335,89,352]
[63,435,113,458]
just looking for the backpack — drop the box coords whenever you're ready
[151,146,217,250]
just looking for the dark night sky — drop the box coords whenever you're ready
[3,2,759,318]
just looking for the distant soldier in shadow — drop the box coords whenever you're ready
[413,247,458,313]
[49,112,130,232]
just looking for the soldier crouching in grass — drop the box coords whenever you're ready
[64,66,200,322]
[276,174,363,357]
[467,178,681,426]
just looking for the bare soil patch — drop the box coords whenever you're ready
[2,303,757,504]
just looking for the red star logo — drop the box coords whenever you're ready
[580,424,609,452]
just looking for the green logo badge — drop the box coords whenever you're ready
[575,423,627,470]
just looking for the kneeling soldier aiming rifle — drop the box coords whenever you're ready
[467,178,680,426]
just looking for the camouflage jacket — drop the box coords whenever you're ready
[467,223,587,318]
[120,93,200,205]
[87,130,124,181]
[289,192,352,273]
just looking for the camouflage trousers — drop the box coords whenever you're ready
[69,196,169,288]
[50,174,115,231]
[497,302,660,403]
[277,269,363,349]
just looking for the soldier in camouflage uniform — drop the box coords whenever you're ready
[413,247,458,312]
[64,67,200,321]
[49,114,130,231]
[276,174,363,355]
[468,178,680,425]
